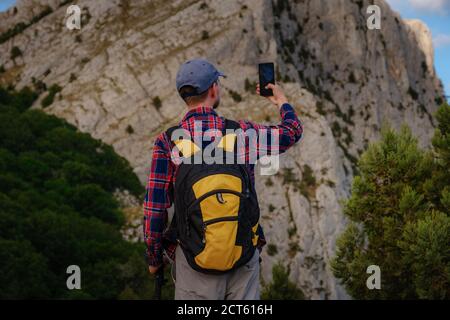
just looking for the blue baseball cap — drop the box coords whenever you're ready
[176,59,226,99]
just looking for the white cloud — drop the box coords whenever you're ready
[410,0,449,12]
[433,34,450,47]
[387,0,450,14]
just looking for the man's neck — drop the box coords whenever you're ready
[188,104,214,110]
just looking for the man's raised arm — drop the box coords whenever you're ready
[239,83,303,158]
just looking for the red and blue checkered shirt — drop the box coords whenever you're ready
[143,103,303,266]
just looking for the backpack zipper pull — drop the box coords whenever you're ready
[202,223,206,244]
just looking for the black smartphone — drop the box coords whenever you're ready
[259,62,275,97]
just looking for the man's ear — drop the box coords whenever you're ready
[209,84,217,99]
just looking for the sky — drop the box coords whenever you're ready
[0,0,448,96]
[0,0,15,12]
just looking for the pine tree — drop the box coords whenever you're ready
[331,103,450,299]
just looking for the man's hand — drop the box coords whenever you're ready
[256,83,289,108]
[148,254,171,274]
[149,264,162,274]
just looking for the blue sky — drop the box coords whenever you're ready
[1,0,448,96]
[0,0,15,12]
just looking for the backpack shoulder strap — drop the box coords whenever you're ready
[224,119,241,131]
[165,125,201,158]
[219,118,241,157]
[165,125,180,143]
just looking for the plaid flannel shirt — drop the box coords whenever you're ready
[143,103,303,266]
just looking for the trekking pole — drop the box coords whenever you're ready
[153,265,165,300]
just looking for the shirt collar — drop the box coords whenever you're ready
[181,105,218,122]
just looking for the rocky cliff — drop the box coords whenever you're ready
[0,0,445,299]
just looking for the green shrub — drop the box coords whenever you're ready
[302,164,316,187]
[408,86,419,101]
[348,71,357,84]
[126,124,134,134]
[331,104,450,299]
[316,101,326,115]
[0,86,152,299]
[261,263,305,300]
[331,121,342,138]
[244,78,256,92]
[265,178,274,187]
[288,242,301,256]
[229,90,242,103]
[288,226,297,238]
[267,244,278,256]
[0,86,38,112]
[152,96,162,109]
[10,46,22,61]
[41,84,62,108]
[69,73,77,83]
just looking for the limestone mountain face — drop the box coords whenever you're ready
[0,0,445,299]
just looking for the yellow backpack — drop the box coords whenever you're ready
[167,119,260,274]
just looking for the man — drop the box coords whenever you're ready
[144,58,303,300]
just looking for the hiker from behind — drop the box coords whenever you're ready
[144,59,303,299]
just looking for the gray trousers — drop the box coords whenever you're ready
[174,245,260,300]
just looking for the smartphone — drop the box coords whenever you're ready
[259,62,275,97]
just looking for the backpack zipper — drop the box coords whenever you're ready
[186,189,247,238]
[201,216,239,244]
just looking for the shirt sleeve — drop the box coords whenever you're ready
[238,103,303,161]
[143,132,175,266]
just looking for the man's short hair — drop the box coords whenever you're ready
[179,85,210,105]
